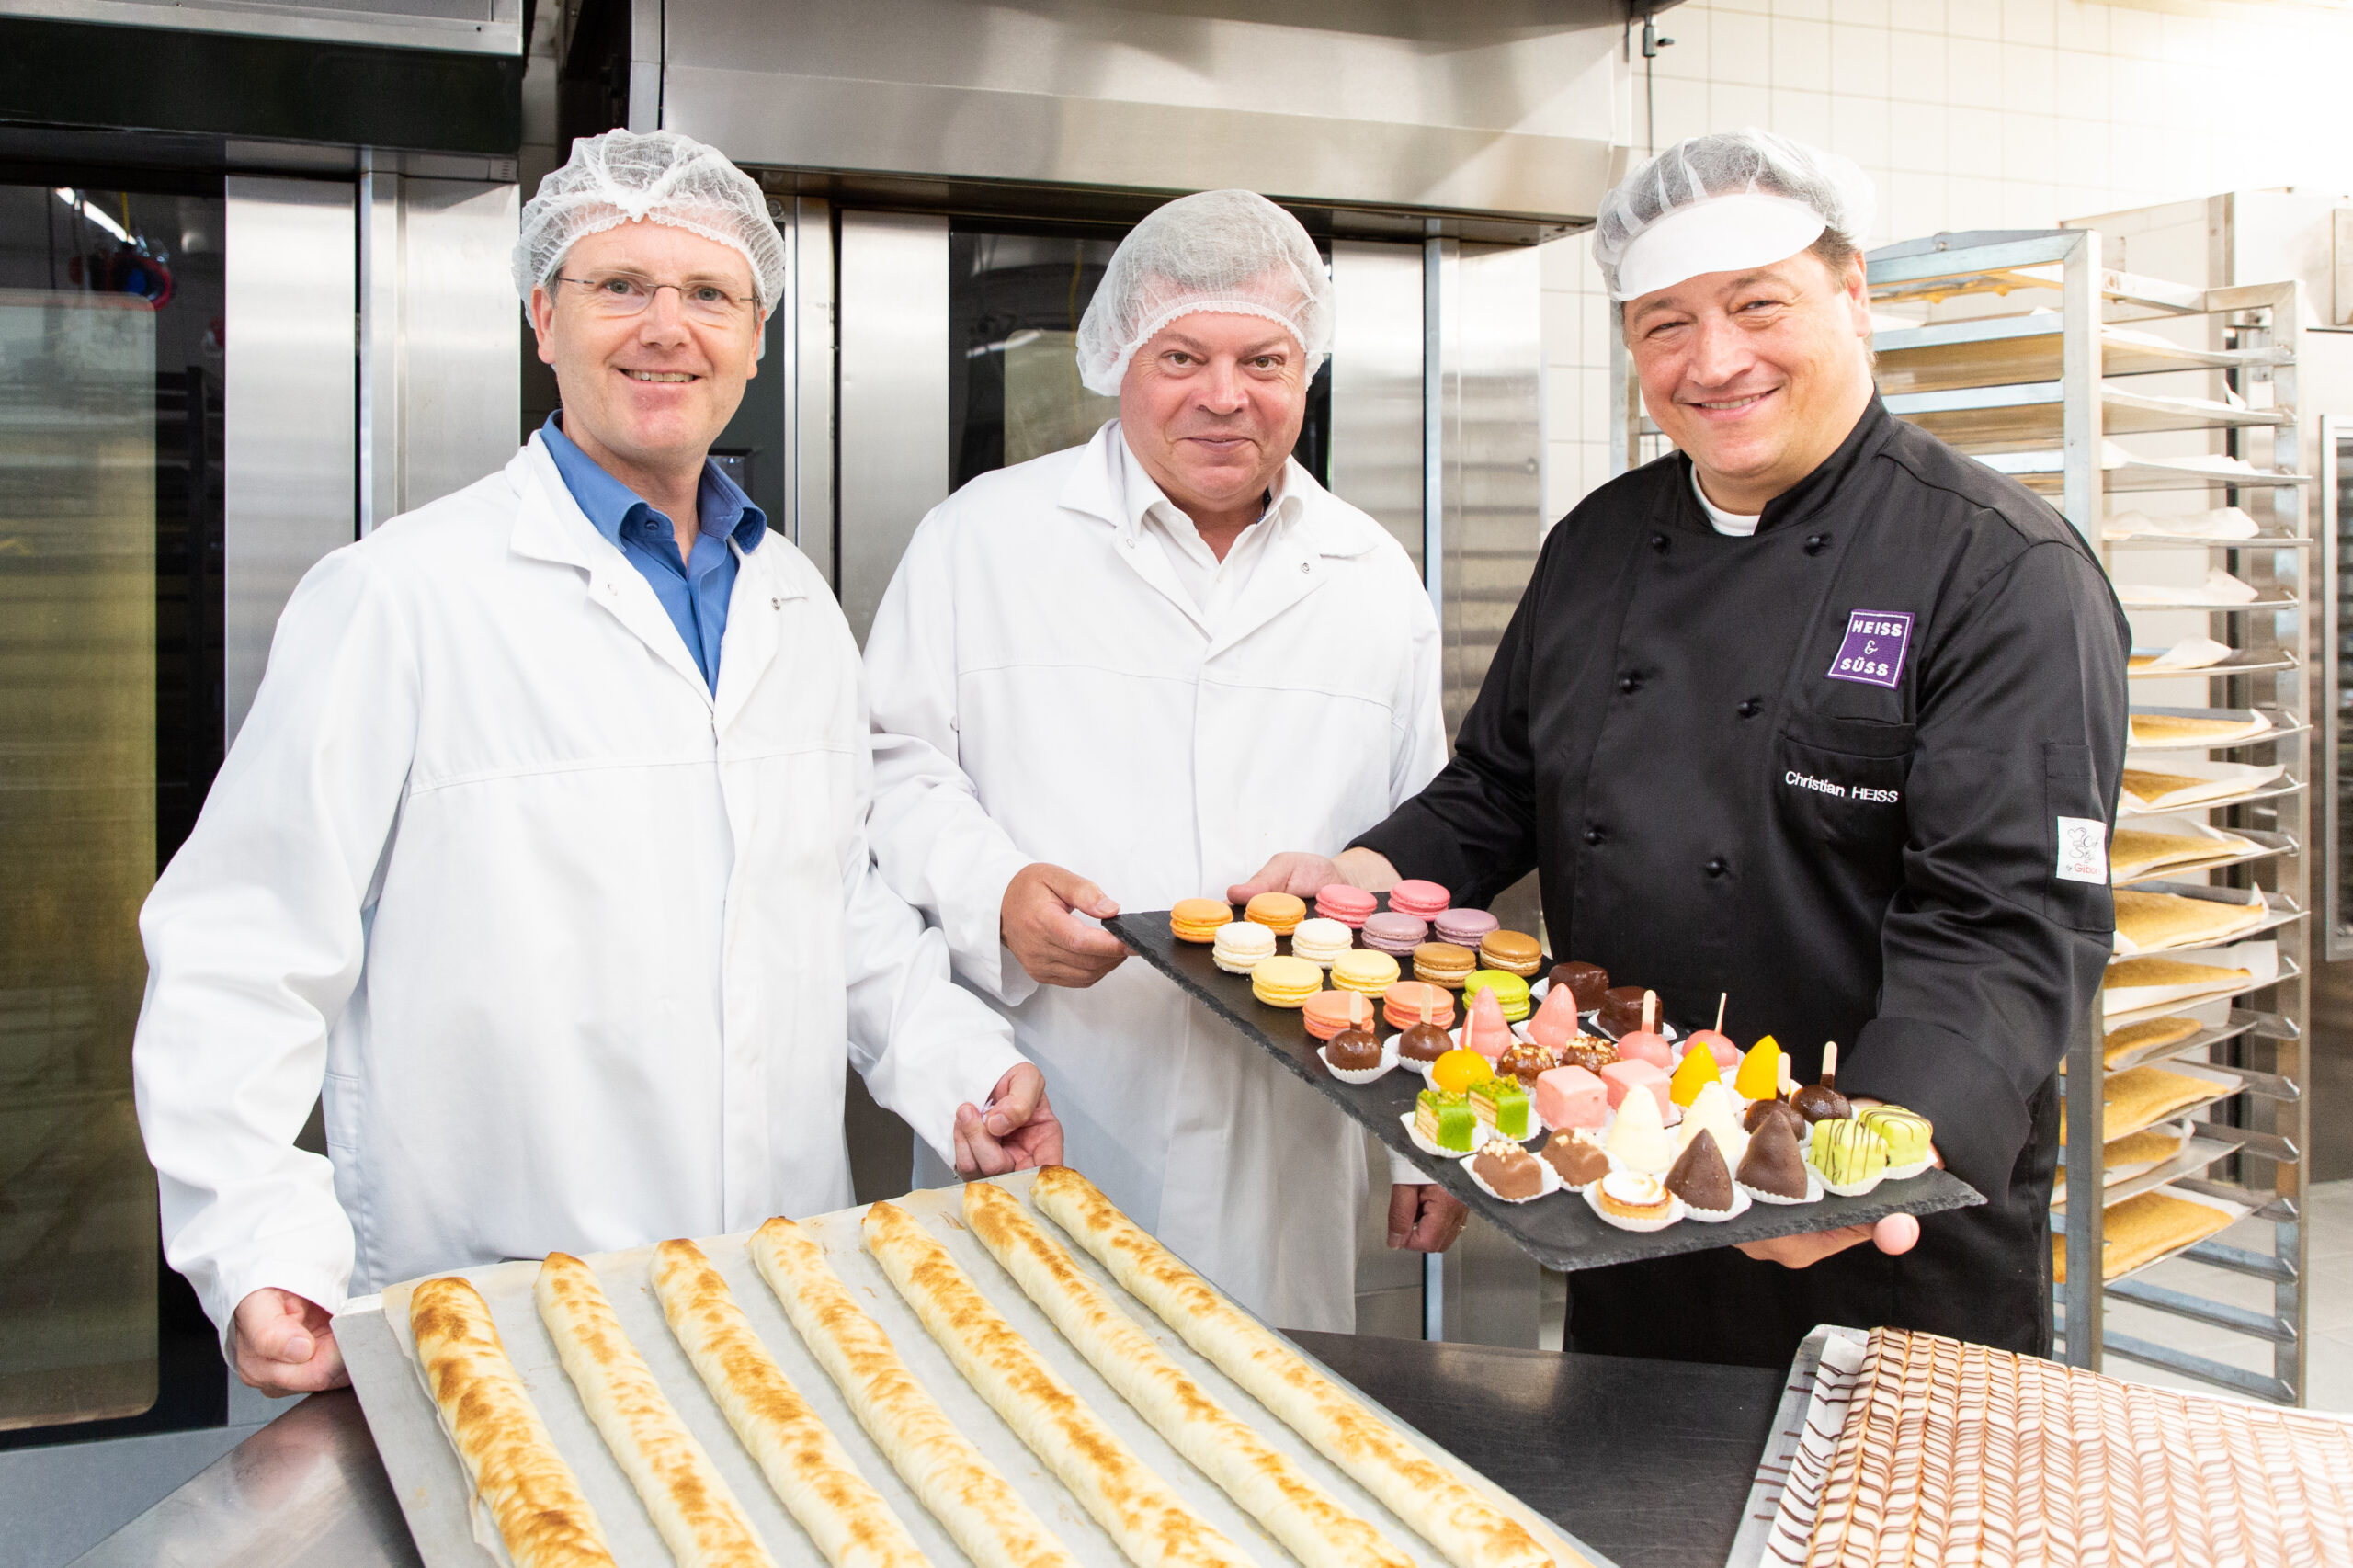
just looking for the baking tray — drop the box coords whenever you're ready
[339,1170,1610,1568]
[1102,911,1982,1275]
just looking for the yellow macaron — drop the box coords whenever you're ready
[1332,948,1403,995]
[1251,955,1324,1008]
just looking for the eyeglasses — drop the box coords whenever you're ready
[554,273,758,327]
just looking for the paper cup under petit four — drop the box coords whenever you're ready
[1401,1108,1494,1160]
[1317,1035,1399,1085]
[1806,1119,1893,1199]
[1675,1185,1752,1224]
[1584,1170,1684,1232]
[1882,1155,1935,1182]
[1461,1143,1561,1204]
[1738,1167,1824,1205]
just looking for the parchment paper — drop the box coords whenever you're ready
[341,1169,1612,1568]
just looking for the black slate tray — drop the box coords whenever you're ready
[1104,907,1982,1272]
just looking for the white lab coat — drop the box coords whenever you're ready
[864,422,1445,1332]
[132,435,1022,1342]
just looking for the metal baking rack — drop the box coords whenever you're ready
[1863,231,2314,1405]
[1603,229,2315,1404]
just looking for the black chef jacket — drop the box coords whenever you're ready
[1357,396,2129,1368]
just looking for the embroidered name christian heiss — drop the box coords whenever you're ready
[1827,609,1912,689]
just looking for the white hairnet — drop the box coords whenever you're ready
[1593,129,1875,301]
[1075,189,1332,396]
[514,129,784,314]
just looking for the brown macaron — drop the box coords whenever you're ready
[1412,941,1477,988]
[1479,930,1542,978]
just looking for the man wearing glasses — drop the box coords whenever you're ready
[133,129,1060,1397]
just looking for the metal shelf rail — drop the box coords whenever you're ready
[1860,230,2313,1404]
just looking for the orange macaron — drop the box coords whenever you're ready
[1244,892,1308,936]
[1170,898,1233,943]
[1304,990,1377,1040]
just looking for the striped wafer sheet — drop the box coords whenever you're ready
[1796,1327,2353,1567]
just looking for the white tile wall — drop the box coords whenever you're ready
[1542,0,2353,520]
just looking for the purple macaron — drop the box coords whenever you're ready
[1360,911,1428,956]
[1433,907,1500,946]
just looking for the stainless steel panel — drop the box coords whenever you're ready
[660,0,1625,224]
[1328,239,1424,573]
[66,1392,419,1568]
[2328,416,2349,959]
[360,171,519,532]
[224,176,356,744]
[1431,239,1546,1346]
[790,197,835,578]
[4,0,520,53]
[835,210,948,646]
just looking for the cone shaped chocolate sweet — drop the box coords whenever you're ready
[1665,1128,1735,1213]
[1737,1113,1811,1199]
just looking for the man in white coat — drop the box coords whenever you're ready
[864,190,1468,1333]
[133,130,1059,1397]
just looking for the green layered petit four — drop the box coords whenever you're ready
[1858,1106,1934,1168]
[1469,1076,1531,1140]
[1415,1087,1478,1153]
[1808,1119,1889,1186]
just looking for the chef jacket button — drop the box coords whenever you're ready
[1618,673,1641,694]
[1705,856,1729,877]
[1804,532,1830,554]
[1649,532,1669,553]
[1585,826,1606,846]
[1738,698,1760,718]
[1300,561,1311,574]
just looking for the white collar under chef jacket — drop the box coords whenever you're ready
[1116,427,1302,630]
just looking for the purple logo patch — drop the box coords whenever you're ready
[1827,609,1912,689]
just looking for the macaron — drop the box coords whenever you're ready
[1433,908,1500,947]
[1463,969,1532,1023]
[1360,911,1428,956]
[1251,954,1323,1008]
[1382,981,1457,1032]
[1212,920,1276,975]
[1315,883,1378,928]
[1480,930,1543,978]
[1289,917,1354,968]
[1243,892,1307,936]
[1413,941,1477,988]
[1331,948,1403,996]
[1304,989,1377,1040]
[1170,898,1232,944]
[1389,880,1452,920]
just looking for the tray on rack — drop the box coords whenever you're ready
[1104,911,1982,1274]
[338,1171,1609,1568]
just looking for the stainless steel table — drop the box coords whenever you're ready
[72,1338,1784,1568]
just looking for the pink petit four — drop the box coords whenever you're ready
[1598,1058,1676,1122]
[1614,1029,1673,1070]
[1463,987,1513,1059]
[1683,1028,1741,1070]
[1533,1065,1608,1131]
[1526,983,1583,1051]
[1388,879,1451,919]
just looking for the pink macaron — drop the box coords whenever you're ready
[1433,908,1499,946]
[1388,880,1451,920]
[1315,883,1378,928]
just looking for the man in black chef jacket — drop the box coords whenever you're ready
[1235,131,2128,1368]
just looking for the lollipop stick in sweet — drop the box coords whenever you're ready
[1790,1041,1852,1123]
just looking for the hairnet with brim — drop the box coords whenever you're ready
[1593,129,1874,301]
[1076,189,1332,396]
[514,129,784,315]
